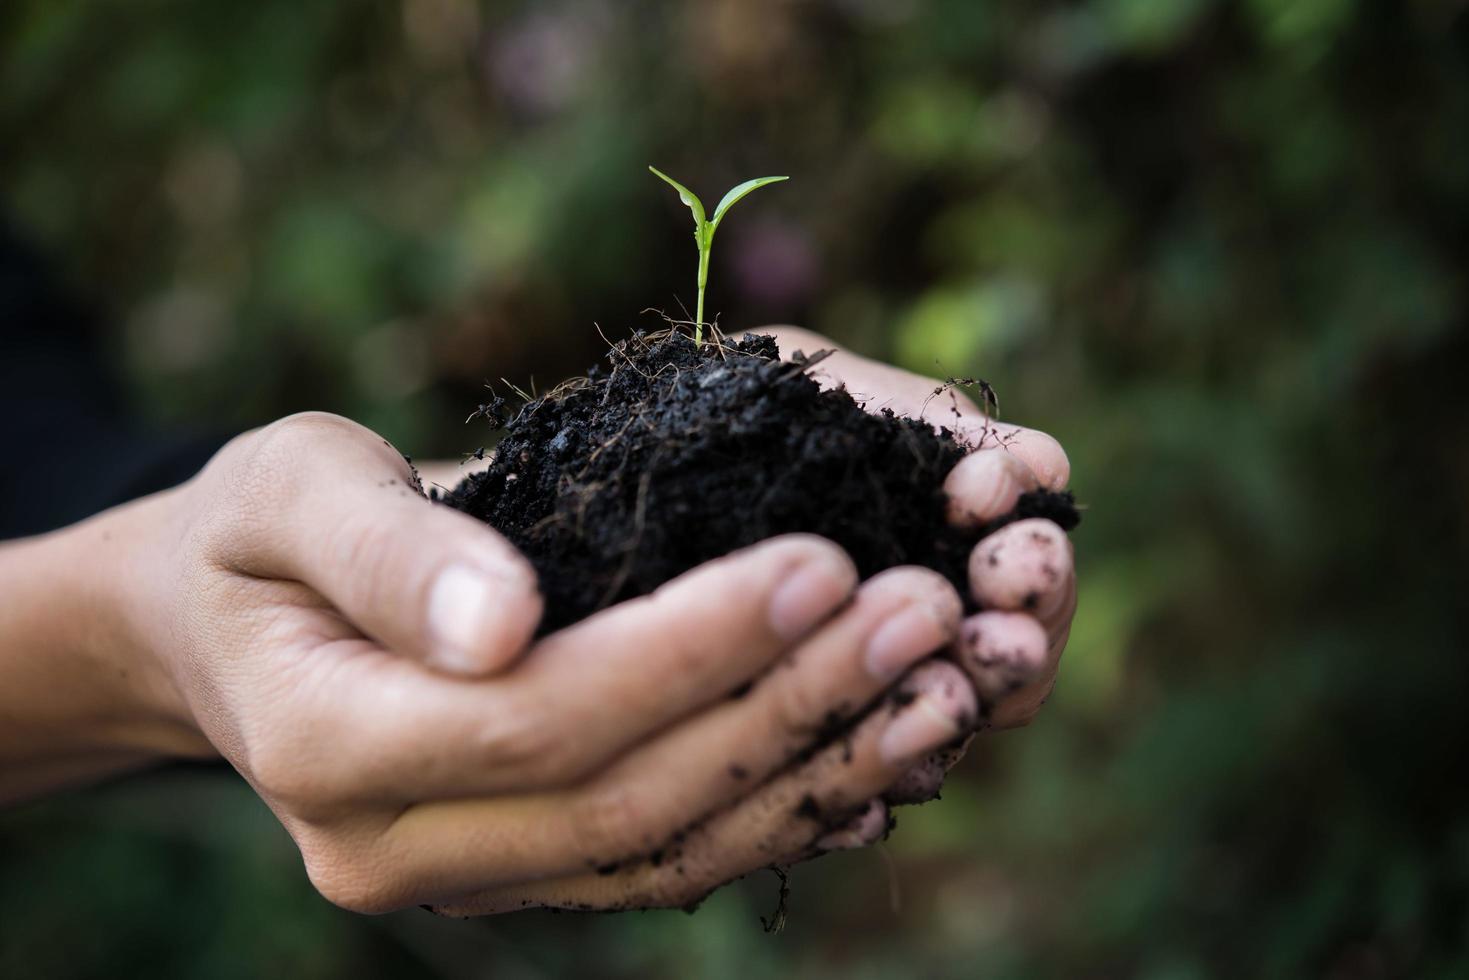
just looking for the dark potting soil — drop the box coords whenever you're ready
[438,332,1078,633]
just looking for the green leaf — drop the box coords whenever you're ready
[648,166,706,229]
[709,176,788,236]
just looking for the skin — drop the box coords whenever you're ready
[0,326,1075,914]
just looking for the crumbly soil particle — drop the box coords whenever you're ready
[440,331,1078,632]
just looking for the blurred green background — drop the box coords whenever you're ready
[3,0,1467,976]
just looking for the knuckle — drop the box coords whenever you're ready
[250,412,404,499]
[244,415,342,489]
[573,781,656,864]
[646,840,738,908]
[906,657,969,691]
[659,633,709,681]
[634,595,712,677]
[241,708,358,815]
[533,742,593,786]
[770,672,828,738]
[476,707,581,785]
[246,736,334,812]
[864,566,962,620]
[647,874,712,911]
[301,839,395,914]
[323,514,398,601]
[866,564,951,595]
[234,665,381,815]
[903,660,978,723]
[189,413,388,562]
[259,411,368,455]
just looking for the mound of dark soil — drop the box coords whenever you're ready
[439,332,1077,633]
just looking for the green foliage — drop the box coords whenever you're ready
[2,0,1467,976]
[649,166,787,342]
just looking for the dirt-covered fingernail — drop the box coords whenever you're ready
[865,600,959,682]
[768,547,857,641]
[427,563,534,674]
[958,611,1049,700]
[880,670,976,767]
[880,696,965,764]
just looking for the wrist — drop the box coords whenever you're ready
[82,488,216,758]
[0,491,215,794]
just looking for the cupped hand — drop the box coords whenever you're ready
[424,327,1078,915]
[762,326,1076,733]
[103,412,970,913]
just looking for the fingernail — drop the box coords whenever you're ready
[960,612,1048,700]
[427,564,495,674]
[943,451,1032,528]
[864,604,955,682]
[879,696,965,766]
[768,551,855,641]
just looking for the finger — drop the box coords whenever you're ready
[963,423,1071,491]
[762,325,1070,488]
[943,449,1040,529]
[813,798,890,850]
[890,603,1067,805]
[954,610,1050,705]
[509,534,858,774]
[264,534,858,808]
[968,518,1074,625]
[884,754,947,806]
[956,554,1074,729]
[763,329,1077,733]
[884,734,971,806]
[382,567,959,888]
[966,576,1074,731]
[418,798,891,915]
[427,661,977,914]
[226,413,542,676]
[989,616,1072,730]
[1042,571,1079,645]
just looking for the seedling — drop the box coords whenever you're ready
[649,166,788,345]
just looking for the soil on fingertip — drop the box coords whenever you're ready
[437,331,1078,633]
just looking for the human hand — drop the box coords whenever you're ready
[44,412,973,913]
[761,329,1075,746]
[419,327,1078,914]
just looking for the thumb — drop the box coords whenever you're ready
[229,413,543,676]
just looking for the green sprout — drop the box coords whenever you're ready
[649,167,788,345]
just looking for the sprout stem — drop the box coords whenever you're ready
[695,247,710,345]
